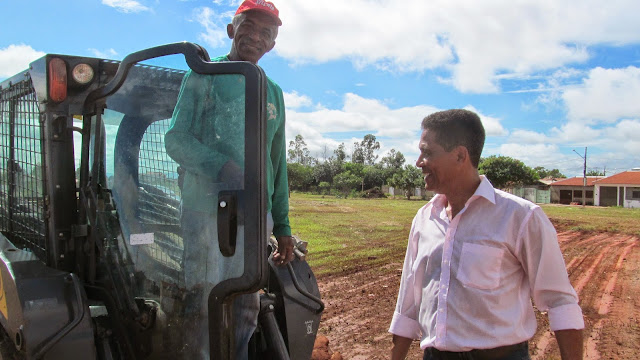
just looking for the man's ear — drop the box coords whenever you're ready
[227,23,235,39]
[455,146,469,164]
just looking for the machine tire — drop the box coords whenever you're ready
[0,326,23,360]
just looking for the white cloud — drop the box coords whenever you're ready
[284,91,312,109]
[462,105,508,137]
[102,0,151,13]
[88,48,119,59]
[601,119,640,154]
[563,66,640,123]
[193,7,231,49]
[0,44,45,78]
[274,0,640,93]
[278,85,636,175]
[508,129,550,145]
[285,92,507,164]
[491,118,640,176]
[495,143,562,168]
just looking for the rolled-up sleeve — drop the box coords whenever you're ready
[389,218,422,340]
[517,207,585,331]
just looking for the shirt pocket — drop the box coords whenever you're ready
[457,243,505,290]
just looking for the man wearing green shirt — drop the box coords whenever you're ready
[165,0,292,358]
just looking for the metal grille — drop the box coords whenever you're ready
[138,119,181,225]
[0,78,47,259]
[136,118,183,280]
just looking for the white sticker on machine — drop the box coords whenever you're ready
[130,233,155,245]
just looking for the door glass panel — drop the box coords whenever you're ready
[97,59,257,359]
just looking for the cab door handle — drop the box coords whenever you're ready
[217,191,237,257]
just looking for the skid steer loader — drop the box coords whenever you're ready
[0,42,323,359]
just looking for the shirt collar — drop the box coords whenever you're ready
[475,175,496,204]
[429,175,496,217]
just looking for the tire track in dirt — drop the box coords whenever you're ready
[586,237,640,359]
[532,233,612,360]
[317,264,414,360]
[532,234,638,360]
[584,241,636,360]
[317,232,640,360]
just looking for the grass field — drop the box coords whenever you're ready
[289,192,640,277]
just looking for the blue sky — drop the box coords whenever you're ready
[2,0,640,178]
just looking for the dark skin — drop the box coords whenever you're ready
[222,10,294,266]
[227,11,277,64]
[390,129,583,359]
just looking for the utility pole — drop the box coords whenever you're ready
[573,147,587,206]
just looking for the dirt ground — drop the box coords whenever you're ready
[312,231,640,359]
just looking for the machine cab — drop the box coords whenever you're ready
[0,42,296,359]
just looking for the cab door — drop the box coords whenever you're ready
[81,42,268,359]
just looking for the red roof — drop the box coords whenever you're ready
[594,171,640,185]
[550,176,602,186]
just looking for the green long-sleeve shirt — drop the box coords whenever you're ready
[165,55,291,237]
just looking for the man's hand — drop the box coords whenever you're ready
[272,236,295,266]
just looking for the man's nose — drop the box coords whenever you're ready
[247,30,261,42]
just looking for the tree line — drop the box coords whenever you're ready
[287,134,568,199]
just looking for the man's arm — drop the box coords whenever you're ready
[269,85,291,238]
[390,335,412,360]
[165,71,236,179]
[388,216,422,359]
[555,329,583,360]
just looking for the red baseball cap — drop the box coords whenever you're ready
[235,0,282,26]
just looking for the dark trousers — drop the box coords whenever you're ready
[423,341,530,360]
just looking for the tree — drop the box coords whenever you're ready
[287,163,314,192]
[362,165,386,190]
[334,143,348,164]
[333,171,361,197]
[318,181,331,195]
[479,156,539,189]
[352,141,364,164]
[380,149,406,182]
[361,134,380,165]
[586,169,605,176]
[352,134,380,165]
[534,166,566,179]
[380,149,405,170]
[342,162,365,191]
[313,157,343,185]
[388,165,424,200]
[288,134,314,165]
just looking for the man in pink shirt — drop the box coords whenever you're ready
[389,109,584,360]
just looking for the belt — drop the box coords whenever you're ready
[424,341,529,360]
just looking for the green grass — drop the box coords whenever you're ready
[289,193,424,277]
[290,193,640,278]
[540,204,640,235]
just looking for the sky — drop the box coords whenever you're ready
[2,0,640,178]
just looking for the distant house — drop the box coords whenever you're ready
[593,169,640,208]
[549,176,603,205]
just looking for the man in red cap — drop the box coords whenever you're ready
[166,0,292,359]
[228,0,283,64]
